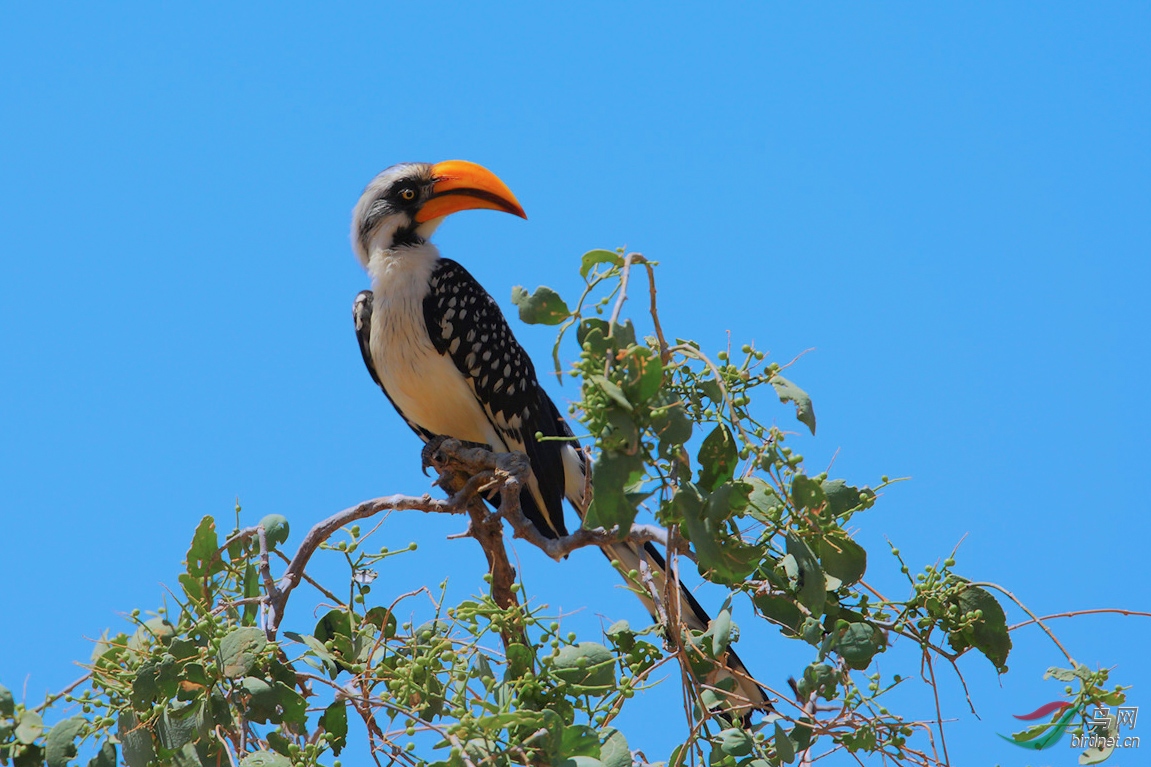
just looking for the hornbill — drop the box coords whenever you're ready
[350,160,769,715]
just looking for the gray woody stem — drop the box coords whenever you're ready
[244,438,690,644]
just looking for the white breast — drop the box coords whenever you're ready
[367,245,505,448]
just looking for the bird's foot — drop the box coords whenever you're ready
[420,435,452,475]
[421,435,495,475]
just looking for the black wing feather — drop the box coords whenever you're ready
[422,259,570,539]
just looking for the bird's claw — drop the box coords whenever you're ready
[421,435,451,475]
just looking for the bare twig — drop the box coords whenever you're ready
[642,260,670,364]
[1008,607,1151,631]
[923,652,950,767]
[967,582,1075,665]
[265,493,462,638]
[607,252,638,336]
[33,673,92,714]
[256,526,277,608]
[272,549,344,606]
[212,725,239,767]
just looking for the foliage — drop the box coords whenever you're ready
[1,251,1136,767]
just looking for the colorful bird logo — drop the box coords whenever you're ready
[1000,700,1081,751]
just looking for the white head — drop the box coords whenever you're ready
[350,160,526,268]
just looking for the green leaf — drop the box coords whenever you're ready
[774,721,796,764]
[706,481,752,525]
[314,608,354,642]
[651,402,692,458]
[265,731,291,757]
[551,643,616,692]
[946,580,1011,672]
[580,249,623,278]
[505,643,533,681]
[169,743,206,767]
[87,742,116,767]
[588,375,632,411]
[185,516,223,578]
[511,285,571,325]
[620,347,663,403]
[239,752,291,767]
[671,483,716,564]
[800,616,824,646]
[697,424,738,492]
[178,574,205,604]
[320,702,348,756]
[797,662,839,702]
[286,630,339,678]
[598,728,629,767]
[551,316,575,377]
[583,450,645,531]
[463,738,501,762]
[717,727,753,757]
[162,700,202,750]
[752,594,804,635]
[240,677,278,724]
[1044,666,1077,682]
[603,406,640,452]
[13,744,44,767]
[673,483,759,586]
[604,319,636,347]
[560,725,601,759]
[157,704,200,751]
[364,606,398,639]
[1080,737,1117,765]
[578,318,636,350]
[44,716,85,767]
[834,623,886,670]
[819,533,867,587]
[267,683,302,728]
[418,674,446,722]
[790,718,814,753]
[117,712,154,767]
[784,532,826,616]
[0,684,13,716]
[259,514,290,548]
[218,626,267,679]
[127,618,175,659]
[821,479,873,518]
[577,319,608,354]
[790,474,825,512]
[241,563,260,625]
[130,663,160,711]
[15,711,43,744]
[707,605,733,659]
[554,758,604,767]
[745,479,783,528]
[770,375,816,435]
[699,379,723,404]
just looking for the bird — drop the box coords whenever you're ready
[349,160,770,716]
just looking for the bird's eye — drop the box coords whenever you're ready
[399,187,417,202]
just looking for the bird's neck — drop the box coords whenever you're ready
[367,241,441,304]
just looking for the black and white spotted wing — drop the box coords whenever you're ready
[422,258,573,540]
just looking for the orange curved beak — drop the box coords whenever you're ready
[414,160,527,223]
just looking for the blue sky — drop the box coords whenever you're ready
[2,4,1148,764]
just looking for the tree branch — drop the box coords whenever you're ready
[258,438,693,648]
[264,492,461,638]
